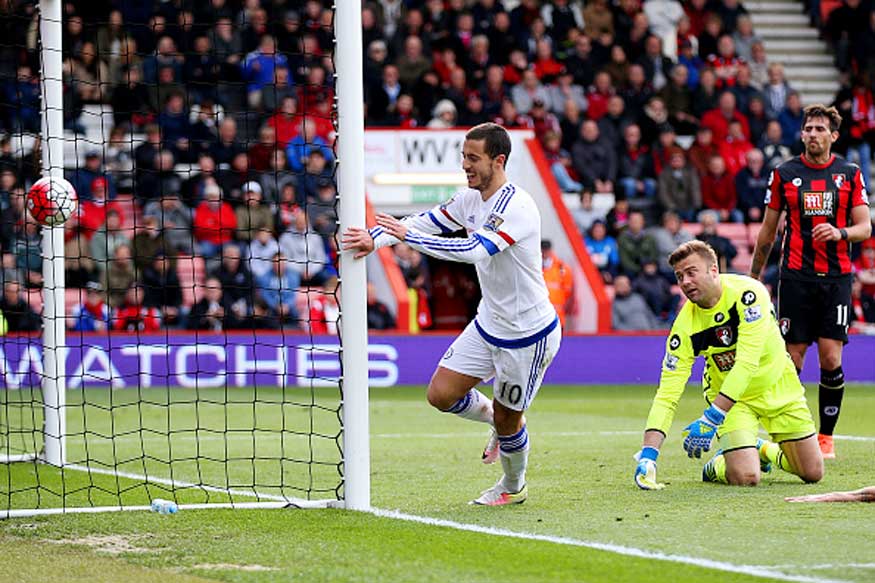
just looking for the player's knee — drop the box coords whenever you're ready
[800,463,824,484]
[726,468,760,486]
[492,404,507,425]
[426,383,456,411]
[492,404,523,435]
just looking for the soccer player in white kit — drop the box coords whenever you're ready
[342,123,561,505]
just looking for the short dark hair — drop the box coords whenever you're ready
[802,104,842,132]
[465,122,511,166]
[668,240,719,269]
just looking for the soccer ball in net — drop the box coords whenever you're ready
[27,176,78,226]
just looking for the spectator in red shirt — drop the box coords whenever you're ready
[246,124,277,173]
[532,38,563,82]
[718,119,754,177]
[700,154,743,222]
[266,96,299,149]
[854,238,875,299]
[113,282,162,332]
[75,177,125,240]
[701,90,750,144]
[193,180,237,259]
[707,35,742,90]
[586,71,615,121]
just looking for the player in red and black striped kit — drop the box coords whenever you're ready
[751,104,872,459]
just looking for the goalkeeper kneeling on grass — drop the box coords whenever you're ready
[634,241,824,489]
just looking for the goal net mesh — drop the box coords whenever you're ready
[0,2,345,512]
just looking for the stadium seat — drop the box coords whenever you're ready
[748,222,763,250]
[177,255,206,308]
[682,222,703,236]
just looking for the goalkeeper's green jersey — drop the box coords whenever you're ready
[645,274,799,435]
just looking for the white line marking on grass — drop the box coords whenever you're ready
[834,435,875,442]
[763,564,875,571]
[369,508,849,583]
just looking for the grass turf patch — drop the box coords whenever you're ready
[0,384,873,582]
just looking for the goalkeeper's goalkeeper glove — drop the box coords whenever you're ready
[633,447,665,490]
[682,404,726,458]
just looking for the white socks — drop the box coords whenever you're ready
[445,389,494,424]
[498,425,529,493]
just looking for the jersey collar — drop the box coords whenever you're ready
[800,154,835,169]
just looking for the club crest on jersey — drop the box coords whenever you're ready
[483,212,504,232]
[832,173,845,189]
[802,191,834,217]
[779,317,791,336]
[715,326,734,346]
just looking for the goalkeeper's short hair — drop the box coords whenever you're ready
[668,240,719,269]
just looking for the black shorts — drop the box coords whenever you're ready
[777,278,851,345]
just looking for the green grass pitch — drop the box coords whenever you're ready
[1,384,874,583]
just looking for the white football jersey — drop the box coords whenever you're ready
[370,182,556,341]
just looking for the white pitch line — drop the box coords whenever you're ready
[834,435,875,442]
[763,564,875,571]
[370,508,849,583]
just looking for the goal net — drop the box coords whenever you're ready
[0,0,368,516]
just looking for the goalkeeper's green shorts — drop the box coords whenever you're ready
[717,367,816,451]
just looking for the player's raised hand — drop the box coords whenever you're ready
[375,213,408,241]
[682,404,725,458]
[341,227,375,259]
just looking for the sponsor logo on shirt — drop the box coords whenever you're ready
[714,312,725,323]
[741,291,757,306]
[669,334,681,350]
[802,191,834,217]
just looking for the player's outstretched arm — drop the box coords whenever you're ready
[785,486,875,503]
[376,212,495,264]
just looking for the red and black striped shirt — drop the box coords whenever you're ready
[766,154,869,281]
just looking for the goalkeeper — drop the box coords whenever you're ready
[634,241,824,489]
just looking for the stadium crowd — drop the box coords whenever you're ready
[0,0,873,334]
